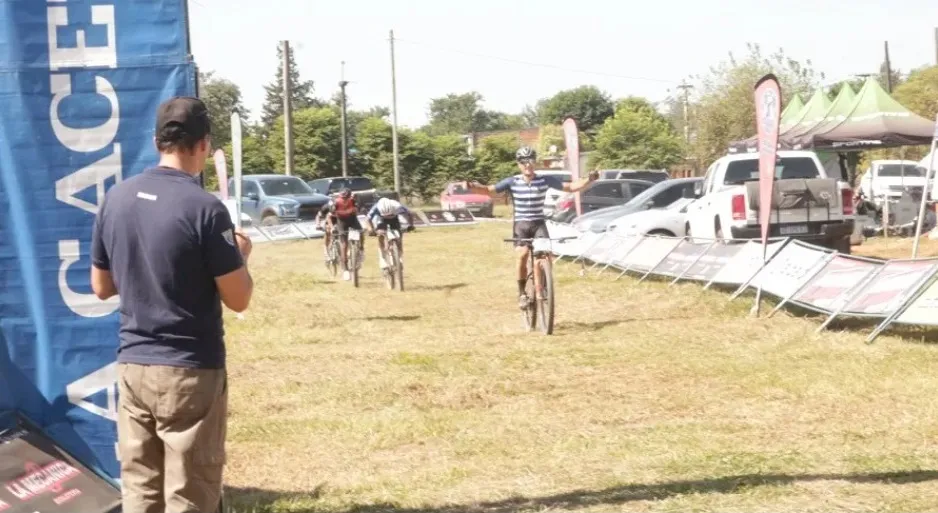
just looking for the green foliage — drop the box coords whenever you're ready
[689,43,825,168]
[268,107,342,180]
[199,71,248,151]
[893,65,938,125]
[472,134,519,184]
[594,97,684,169]
[536,86,615,135]
[425,92,517,136]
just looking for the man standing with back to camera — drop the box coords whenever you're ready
[90,96,254,513]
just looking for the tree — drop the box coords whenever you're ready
[536,86,615,135]
[425,92,516,135]
[893,65,938,124]
[472,134,518,184]
[268,107,342,180]
[593,97,684,169]
[260,44,321,131]
[689,43,824,168]
[198,71,248,151]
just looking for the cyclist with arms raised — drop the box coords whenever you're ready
[364,197,415,270]
[465,146,597,308]
[316,188,364,281]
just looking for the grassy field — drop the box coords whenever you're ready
[223,224,938,513]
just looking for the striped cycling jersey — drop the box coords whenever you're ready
[493,174,565,221]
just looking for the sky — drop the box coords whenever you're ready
[187,0,938,129]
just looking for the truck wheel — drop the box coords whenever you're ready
[714,220,724,242]
[832,236,851,255]
[261,214,281,226]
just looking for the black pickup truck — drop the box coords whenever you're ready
[307,176,399,213]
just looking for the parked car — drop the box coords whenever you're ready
[537,170,573,213]
[596,169,671,183]
[568,177,702,233]
[685,150,854,252]
[549,179,653,224]
[858,159,933,207]
[440,182,494,217]
[230,174,331,226]
[608,197,695,237]
[307,176,399,213]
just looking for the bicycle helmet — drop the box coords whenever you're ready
[338,187,352,199]
[376,197,398,217]
[515,146,536,162]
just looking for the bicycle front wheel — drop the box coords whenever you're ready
[349,242,360,288]
[391,241,404,292]
[536,257,555,335]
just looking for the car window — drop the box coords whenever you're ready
[651,183,683,207]
[723,157,820,185]
[588,182,623,198]
[242,181,259,196]
[627,182,652,199]
[259,177,312,196]
[877,164,927,177]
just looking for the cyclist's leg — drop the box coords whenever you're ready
[347,215,365,253]
[513,221,533,299]
[531,221,551,297]
[375,219,388,267]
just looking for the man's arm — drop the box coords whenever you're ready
[90,208,117,300]
[203,204,252,313]
[562,171,599,193]
[467,175,514,196]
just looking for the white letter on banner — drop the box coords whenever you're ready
[58,240,119,317]
[47,5,117,70]
[55,143,122,215]
[66,362,118,422]
[50,74,120,153]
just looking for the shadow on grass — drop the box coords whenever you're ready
[410,283,469,292]
[362,315,421,322]
[556,316,692,333]
[225,469,938,512]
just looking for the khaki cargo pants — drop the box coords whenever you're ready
[117,363,227,513]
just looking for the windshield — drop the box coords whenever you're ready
[877,164,928,178]
[723,157,820,185]
[327,177,373,192]
[259,177,313,196]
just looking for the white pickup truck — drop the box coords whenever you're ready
[685,150,856,253]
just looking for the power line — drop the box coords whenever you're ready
[393,37,680,85]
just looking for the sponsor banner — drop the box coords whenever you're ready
[0,420,120,512]
[562,118,581,215]
[788,255,881,313]
[710,239,786,286]
[650,239,714,278]
[257,224,306,242]
[841,260,938,316]
[749,241,830,299]
[604,235,644,269]
[582,233,622,265]
[546,220,580,240]
[422,209,477,226]
[754,74,781,246]
[894,276,938,326]
[682,242,745,283]
[410,211,429,227]
[0,0,195,478]
[243,226,270,244]
[554,232,601,258]
[294,221,324,238]
[621,236,683,273]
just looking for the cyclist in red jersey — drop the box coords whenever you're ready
[317,188,365,281]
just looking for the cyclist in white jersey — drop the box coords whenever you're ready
[465,146,597,308]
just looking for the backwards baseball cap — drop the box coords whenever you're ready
[155,96,211,150]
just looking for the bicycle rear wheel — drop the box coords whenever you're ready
[391,241,404,292]
[536,257,555,335]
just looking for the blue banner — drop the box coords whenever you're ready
[0,0,196,480]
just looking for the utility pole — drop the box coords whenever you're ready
[884,41,893,93]
[282,40,294,176]
[389,29,401,194]
[676,81,693,145]
[934,27,938,65]
[339,61,349,178]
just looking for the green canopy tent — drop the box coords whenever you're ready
[780,93,805,127]
[786,83,857,145]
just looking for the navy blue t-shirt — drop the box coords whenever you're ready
[91,166,244,369]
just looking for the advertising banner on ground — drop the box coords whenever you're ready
[619,237,683,273]
[0,0,196,479]
[680,242,746,283]
[785,255,882,313]
[0,419,120,513]
[583,233,623,266]
[838,259,938,317]
[258,224,307,242]
[891,276,938,326]
[710,239,787,288]
[294,221,324,238]
[422,209,476,226]
[743,241,830,299]
[602,235,644,270]
[650,239,715,278]
[242,226,270,243]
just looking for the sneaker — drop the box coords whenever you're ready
[518,294,530,310]
[342,270,351,281]
[378,254,388,269]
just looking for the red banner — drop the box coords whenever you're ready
[562,117,581,215]
[753,74,781,247]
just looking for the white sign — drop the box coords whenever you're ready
[750,242,830,299]
[621,236,682,272]
[243,226,269,243]
[258,224,306,241]
[710,240,785,286]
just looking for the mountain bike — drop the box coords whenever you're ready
[346,229,364,288]
[504,236,576,335]
[324,225,341,278]
[378,228,405,291]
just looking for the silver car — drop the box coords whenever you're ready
[570,177,702,233]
